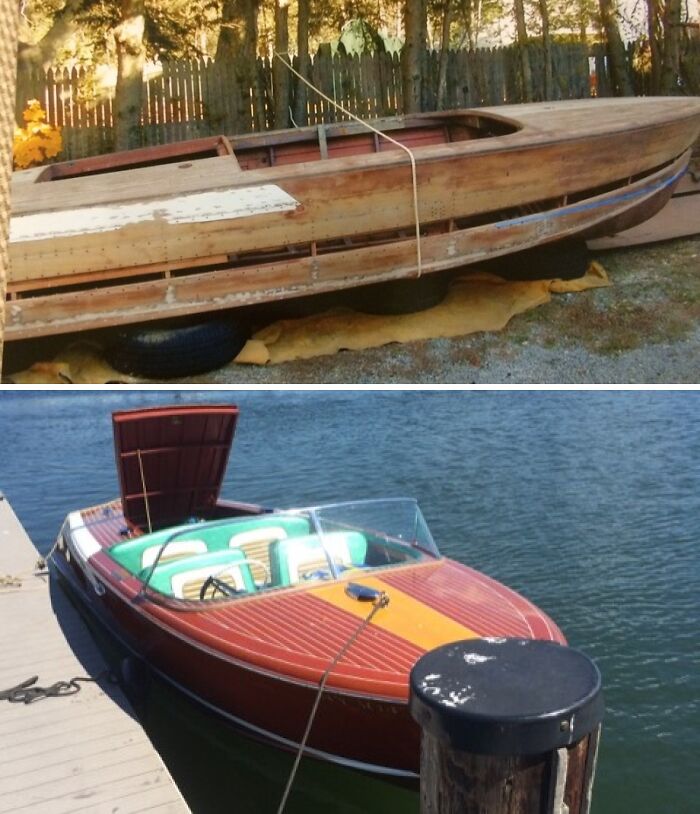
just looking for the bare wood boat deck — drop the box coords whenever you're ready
[0,493,189,814]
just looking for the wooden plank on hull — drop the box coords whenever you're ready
[0,494,189,814]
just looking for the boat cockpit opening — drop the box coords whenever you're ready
[231,112,520,170]
[106,498,439,603]
[33,111,520,184]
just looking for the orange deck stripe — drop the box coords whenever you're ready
[310,574,479,651]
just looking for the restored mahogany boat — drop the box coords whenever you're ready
[52,404,564,778]
[8,97,700,342]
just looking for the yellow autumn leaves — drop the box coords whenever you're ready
[13,100,62,169]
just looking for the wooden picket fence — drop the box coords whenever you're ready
[14,39,699,162]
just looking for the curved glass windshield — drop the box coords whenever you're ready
[108,498,439,601]
[310,498,439,577]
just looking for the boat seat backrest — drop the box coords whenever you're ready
[147,549,256,599]
[140,539,208,569]
[270,531,367,586]
[180,516,305,551]
[229,526,288,584]
[107,522,199,574]
[108,514,311,576]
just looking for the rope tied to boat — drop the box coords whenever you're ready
[276,589,390,814]
[137,449,153,534]
[274,52,424,278]
[0,542,55,589]
[0,670,115,704]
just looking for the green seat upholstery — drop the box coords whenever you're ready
[145,549,256,599]
[270,531,368,587]
[108,523,203,574]
[109,514,312,576]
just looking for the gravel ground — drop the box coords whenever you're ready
[176,236,700,386]
[4,236,700,386]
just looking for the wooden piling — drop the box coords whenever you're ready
[410,638,603,814]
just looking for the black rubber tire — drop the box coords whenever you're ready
[349,273,450,315]
[484,239,591,281]
[105,318,249,379]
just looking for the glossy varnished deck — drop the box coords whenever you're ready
[0,494,189,814]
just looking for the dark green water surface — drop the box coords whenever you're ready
[0,391,697,813]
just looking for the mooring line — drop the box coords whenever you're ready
[274,52,424,277]
[276,590,390,814]
[0,670,115,704]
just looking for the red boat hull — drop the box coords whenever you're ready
[55,548,421,775]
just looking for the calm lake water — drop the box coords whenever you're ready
[0,390,698,813]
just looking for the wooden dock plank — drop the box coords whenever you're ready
[0,728,141,775]
[0,493,189,814]
[0,743,157,795]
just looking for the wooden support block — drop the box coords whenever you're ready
[588,193,700,250]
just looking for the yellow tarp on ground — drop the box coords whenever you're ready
[5,264,610,383]
[234,263,610,365]
[6,343,136,384]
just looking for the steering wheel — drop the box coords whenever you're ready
[198,558,271,601]
[199,575,239,600]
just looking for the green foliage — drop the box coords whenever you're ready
[144,0,220,58]
[25,0,220,65]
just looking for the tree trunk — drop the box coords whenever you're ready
[598,0,633,95]
[217,0,265,131]
[17,0,87,69]
[538,0,554,99]
[402,0,427,113]
[646,0,662,91]
[578,0,589,43]
[436,0,453,109]
[513,0,533,102]
[272,0,289,128]
[659,0,682,93]
[113,0,146,151]
[294,0,310,126]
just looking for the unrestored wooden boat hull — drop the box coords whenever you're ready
[8,98,700,340]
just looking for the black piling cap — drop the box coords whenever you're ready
[409,638,603,756]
